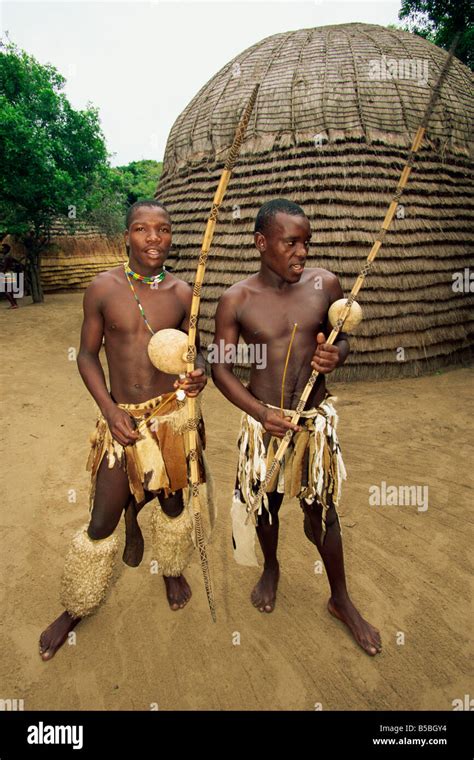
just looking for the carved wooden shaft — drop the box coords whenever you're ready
[186,84,260,621]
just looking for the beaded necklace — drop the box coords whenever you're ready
[123,262,161,335]
[124,262,166,288]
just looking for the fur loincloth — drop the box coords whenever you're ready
[86,391,205,505]
[231,392,347,566]
[86,391,216,546]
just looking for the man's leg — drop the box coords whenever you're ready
[123,498,146,567]
[124,486,166,567]
[250,490,284,613]
[153,490,193,611]
[302,499,382,656]
[5,292,18,308]
[39,458,131,661]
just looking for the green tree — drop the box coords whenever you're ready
[0,38,124,301]
[114,160,163,206]
[86,166,127,236]
[398,0,473,69]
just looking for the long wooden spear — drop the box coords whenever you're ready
[246,37,459,524]
[185,84,260,621]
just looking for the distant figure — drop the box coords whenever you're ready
[1,243,23,309]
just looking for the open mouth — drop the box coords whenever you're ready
[290,263,305,272]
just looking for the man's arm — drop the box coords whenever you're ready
[311,273,350,373]
[211,290,301,437]
[77,279,114,413]
[77,278,139,446]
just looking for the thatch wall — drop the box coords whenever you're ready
[156,23,474,381]
[4,221,126,292]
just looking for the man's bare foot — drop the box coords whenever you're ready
[327,596,382,656]
[39,611,80,661]
[251,562,280,613]
[163,575,192,610]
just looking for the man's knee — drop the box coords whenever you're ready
[87,517,118,541]
[268,491,283,510]
[256,491,282,526]
[325,506,339,528]
[159,491,184,518]
[303,499,339,528]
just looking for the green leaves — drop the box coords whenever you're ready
[399,0,473,69]
[0,38,165,300]
[114,160,163,206]
[0,39,117,237]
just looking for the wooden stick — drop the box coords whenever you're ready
[246,36,459,524]
[280,323,298,414]
[185,84,260,621]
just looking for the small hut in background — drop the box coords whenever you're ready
[4,220,125,293]
[156,22,473,381]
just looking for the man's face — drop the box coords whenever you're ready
[255,212,311,283]
[124,206,172,269]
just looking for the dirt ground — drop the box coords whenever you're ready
[1,292,472,711]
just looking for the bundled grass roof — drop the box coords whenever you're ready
[157,22,474,380]
[5,224,125,293]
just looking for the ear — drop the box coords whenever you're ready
[124,229,129,247]
[254,232,265,252]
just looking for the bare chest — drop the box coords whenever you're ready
[103,282,185,337]
[239,287,330,345]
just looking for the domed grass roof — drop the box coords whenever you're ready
[157,23,474,380]
[164,23,472,169]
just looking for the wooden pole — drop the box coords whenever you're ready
[186,84,260,620]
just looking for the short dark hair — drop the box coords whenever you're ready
[125,200,170,229]
[254,199,306,235]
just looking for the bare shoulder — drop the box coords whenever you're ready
[83,266,124,308]
[305,267,339,285]
[87,266,124,294]
[305,267,342,295]
[167,272,192,292]
[219,274,260,305]
[165,272,192,302]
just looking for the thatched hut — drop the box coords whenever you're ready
[3,220,125,293]
[156,22,473,380]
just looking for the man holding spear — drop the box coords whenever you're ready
[212,198,383,656]
[39,83,260,656]
[39,200,210,661]
[212,33,458,656]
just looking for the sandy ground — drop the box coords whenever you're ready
[0,292,473,711]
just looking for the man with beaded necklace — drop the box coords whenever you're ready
[39,200,210,661]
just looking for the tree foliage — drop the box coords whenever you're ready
[114,160,163,206]
[0,38,125,300]
[399,0,473,68]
